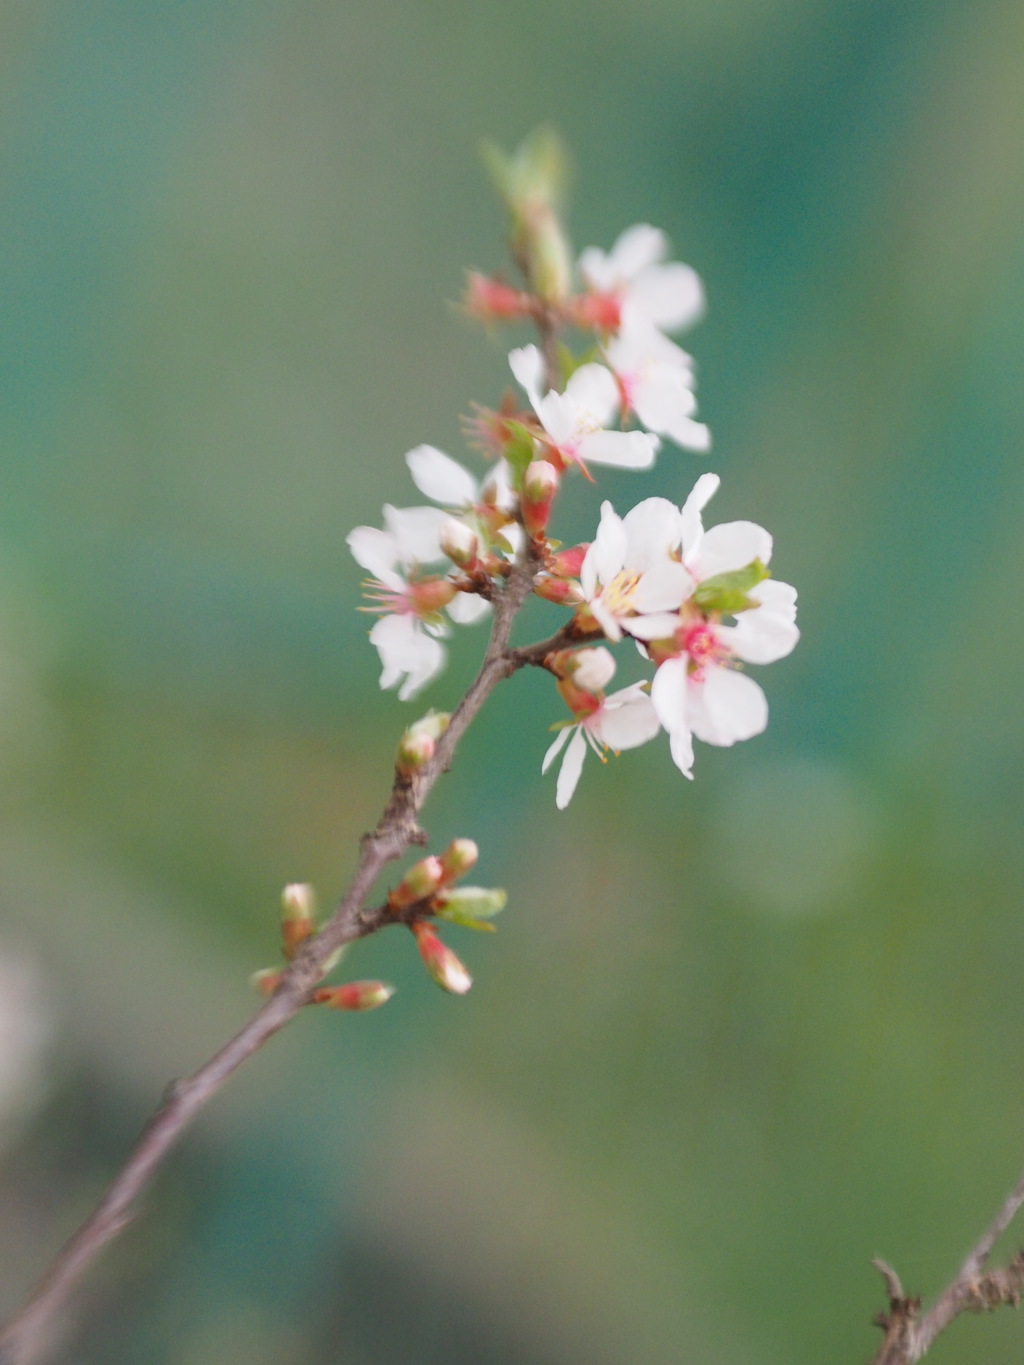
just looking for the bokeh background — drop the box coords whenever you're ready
[1,1,1023,1361]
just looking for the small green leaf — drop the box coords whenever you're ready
[693,561,769,615]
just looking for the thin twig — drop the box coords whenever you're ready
[0,544,553,1365]
[869,1164,1024,1363]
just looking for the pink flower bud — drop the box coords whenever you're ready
[312,981,395,1011]
[396,711,451,778]
[556,676,603,719]
[389,856,445,912]
[412,922,473,995]
[547,543,589,578]
[438,838,478,884]
[522,460,560,539]
[534,576,584,606]
[463,272,534,322]
[439,517,481,570]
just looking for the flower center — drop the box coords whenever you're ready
[601,569,642,617]
[681,620,726,681]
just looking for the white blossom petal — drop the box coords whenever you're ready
[382,504,448,565]
[586,502,629,587]
[749,578,798,622]
[622,497,682,567]
[660,414,712,453]
[369,614,446,700]
[446,593,492,626]
[564,363,619,427]
[542,724,572,774]
[718,614,799,665]
[509,344,546,406]
[406,445,478,507]
[627,263,705,334]
[669,727,695,779]
[610,223,669,278]
[679,473,720,563]
[651,656,690,734]
[593,690,660,751]
[578,429,659,470]
[631,561,692,613]
[632,366,697,433]
[688,666,767,746]
[696,520,773,579]
[556,727,589,808]
[627,611,686,641]
[347,525,404,588]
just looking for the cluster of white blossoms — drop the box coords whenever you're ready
[349,215,798,806]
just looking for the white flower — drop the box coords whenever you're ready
[509,345,659,474]
[578,223,705,336]
[580,500,692,643]
[347,515,456,701]
[405,444,518,623]
[542,682,661,809]
[647,474,799,776]
[605,322,711,453]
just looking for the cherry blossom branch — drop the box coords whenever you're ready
[0,544,564,1365]
[869,1165,1024,1363]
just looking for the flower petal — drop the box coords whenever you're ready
[556,727,589,808]
[593,692,660,751]
[679,473,720,563]
[622,497,682,567]
[542,724,572,774]
[347,525,404,587]
[446,592,491,626]
[627,263,705,334]
[632,561,693,613]
[687,666,767,746]
[610,223,669,278]
[696,520,773,578]
[651,656,690,733]
[587,502,629,587]
[669,727,695,779]
[382,504,448,565]
[631,365,697,434]
[565,363,619,427]
[369,615,446,700]
[578,429,659,470]
[718,613,799,665]
[509,344,546,406]
[406,444,478,506]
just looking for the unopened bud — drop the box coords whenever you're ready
[412,922,473,995]
[522,460,560,539]
[567,291,622,333]
[312,981,395,1011]
[439,517,481,570]
[281,883,316,959]
[389,855,445,912]
[438,838,478,884]
[567,647,616,693]
[548,543,589,578]
[464,272,533,322]
[482,129,572,304]
[434,886,507,924]
[534,576,584,606]
[396,711,451,778]
[250,968,282,996]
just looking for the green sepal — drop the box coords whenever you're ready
[434,886,508,921]
[692,561,769,616]
[434,907,498,933]
[501,420,540,481]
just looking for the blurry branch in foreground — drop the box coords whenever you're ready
[870,1166,1024,1363]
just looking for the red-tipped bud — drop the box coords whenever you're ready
[438,837,478,884]
[548,543,589,578]
[412,922,473,995]
[439,517,481,570]
[464,271,534,322]
[556,675,603,719]
[567,291,622,333]
[389,856,445,912]
[312,981,395,1011]
[409,577,458,615]
[250,968,283,996]
[533,576,584,606]
[281,883,316,959]
[522,460,560,539]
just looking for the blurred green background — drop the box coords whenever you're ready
[1,1,1023,1361]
